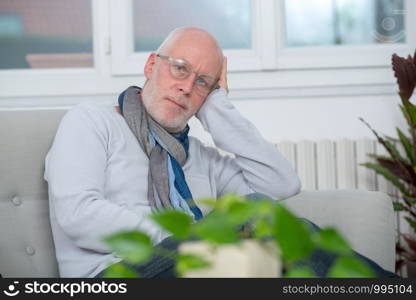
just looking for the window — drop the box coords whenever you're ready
[285,0,405,47]
[0,14,23,36]
[277,0,413,69]
[133,0,251,52]
[0,0,93,70]
[0,0,414,99]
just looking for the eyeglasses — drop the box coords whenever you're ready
[156,54,219,95]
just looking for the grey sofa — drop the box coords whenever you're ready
[0,109,396,277]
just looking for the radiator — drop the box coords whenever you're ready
[275,139,412,240]
[277,139,379,191]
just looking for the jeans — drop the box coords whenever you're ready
[292,218,398,278]
[96,193,399,278]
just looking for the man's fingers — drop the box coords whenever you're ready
[219,56,229,93]
[222,56,228,77]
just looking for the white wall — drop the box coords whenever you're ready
[231,94,406,141]
[0,86,407,145]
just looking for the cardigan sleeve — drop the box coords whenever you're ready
[196,89,301,200]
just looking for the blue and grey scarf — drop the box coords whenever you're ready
[118,86,203,221]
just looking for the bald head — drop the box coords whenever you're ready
[157,27,224,71]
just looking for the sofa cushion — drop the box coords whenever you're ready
[0,110,66,277]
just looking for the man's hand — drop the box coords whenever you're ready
[218,56,228,94]
[196,56,229,118]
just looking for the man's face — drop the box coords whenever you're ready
[141,36,222,133]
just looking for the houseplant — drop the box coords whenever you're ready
[102,194,375,278]
[360,49,416,276]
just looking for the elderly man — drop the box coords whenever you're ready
[44,27,301,278]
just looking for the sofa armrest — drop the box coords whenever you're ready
[281,189,395,272]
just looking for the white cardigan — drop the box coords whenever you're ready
[44,88,301,277]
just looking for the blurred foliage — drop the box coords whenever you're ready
[103,194,375,278]
[360,49,416,271]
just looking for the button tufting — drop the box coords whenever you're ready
[11,196,21,206]
[25,246,36,256]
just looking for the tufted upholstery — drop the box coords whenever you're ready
[0,110,66,277]
[0,109,395,277]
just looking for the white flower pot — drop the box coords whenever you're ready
[178,240,281,278]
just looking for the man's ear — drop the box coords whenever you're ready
[144,53,157,79]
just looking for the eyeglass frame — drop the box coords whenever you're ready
[156,54,220,94]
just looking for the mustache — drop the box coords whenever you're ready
[166,96,188,110]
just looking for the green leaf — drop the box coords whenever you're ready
[253,218,273,239]
[192,211,239,244]
[359,117,408,164]
[360,162,409,195]
[400,104,413,128]
[226,201,258,226]
[402,194,416,205]
[384,138,408,163]
[402,98,416,126]
[313,228,353,256]
[103,231,153,264]
[384,135,399,143]
[151,210,192,240]
[215,194,246,212]
[364,154,415,185]
[404,217,416,233]
[102,262,139,278]
[273,205,314,261]
[397,127,415,165]
[250,199,274,216]
[200,198,217,208]
[371,155,416,186]
[393,201,408,212]
[175,254,211,277]
[284,267,316,278]
[327,256,376,278]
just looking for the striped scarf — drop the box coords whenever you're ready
[118,86,203,221]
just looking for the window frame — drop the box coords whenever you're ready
[110,0,277,75]
[276,0,416,69]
